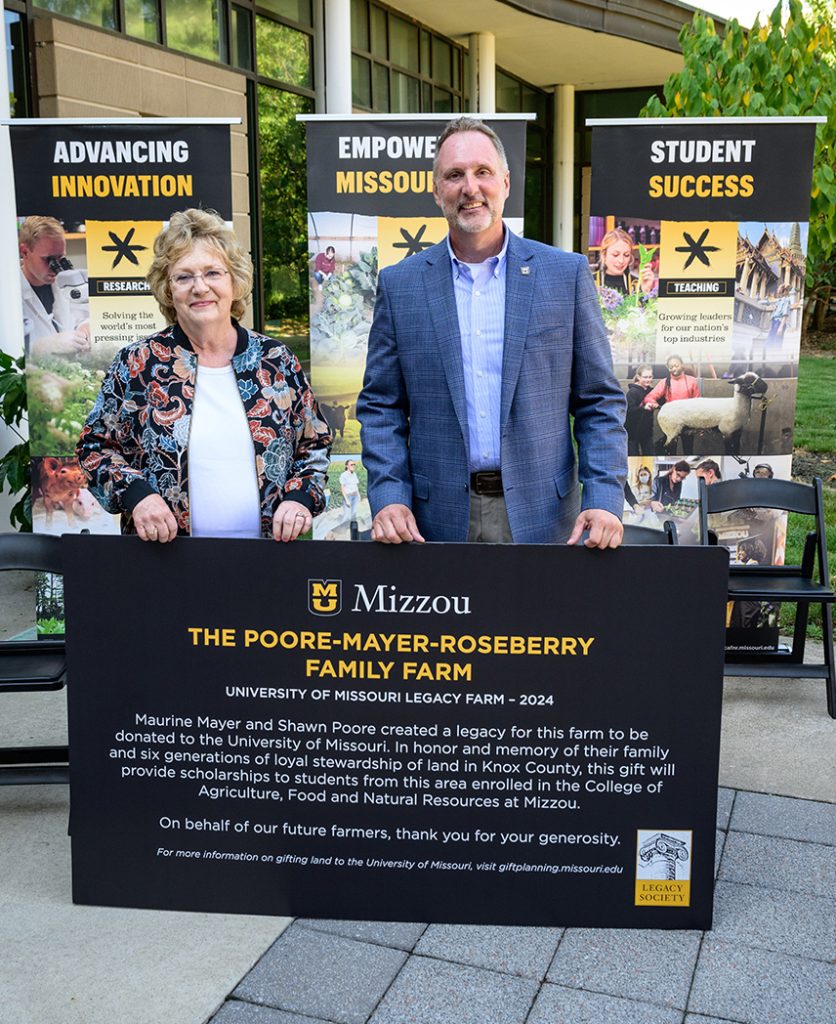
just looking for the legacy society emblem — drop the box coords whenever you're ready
[308,579,342,616]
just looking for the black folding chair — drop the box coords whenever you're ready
[0,533,69,784]
[622,521,679,545]
[698,477,835,719]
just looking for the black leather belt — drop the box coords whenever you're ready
[470,471,503,496]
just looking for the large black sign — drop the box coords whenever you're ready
[591,119,817,221]
[64,538,728,928]
[305,118,527,217]
[10,122,233,221]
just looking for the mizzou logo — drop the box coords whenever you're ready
[308,579,341,616]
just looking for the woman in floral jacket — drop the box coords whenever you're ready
[77,209,331,542]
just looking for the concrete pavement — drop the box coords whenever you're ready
[204,664,836,1024]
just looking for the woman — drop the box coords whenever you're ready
[642,355,700,454]
[625,364,655,455]
[632,464,653,505]
[642,355,700,408]
[77,209,331,542]
[596,228,657,296]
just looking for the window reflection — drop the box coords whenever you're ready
[391,71,419,112]
[5,11,30,117]
[352,54,372,108]
[260,0,313,26]
[390,15,418,73]
[350,0,464,113]
[256,16,312,87]
[166,0,221,62]
[231,5,253,71]
[125,0,159,43]
[37,0,116,31]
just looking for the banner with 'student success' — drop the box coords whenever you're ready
[587,117,820,653]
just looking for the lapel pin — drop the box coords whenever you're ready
[521,266,530,275]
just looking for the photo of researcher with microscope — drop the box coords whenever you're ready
[19,215,90,360]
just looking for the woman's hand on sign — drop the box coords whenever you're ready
[273,500,313,542]
[132,494,178,543]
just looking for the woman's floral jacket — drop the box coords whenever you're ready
[77,321,332,536]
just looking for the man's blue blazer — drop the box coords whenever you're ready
[357,230,627,543]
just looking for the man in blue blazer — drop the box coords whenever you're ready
[357,117,626,547]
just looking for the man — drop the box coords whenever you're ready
[357,117,626,547]
[19,216,89,359]
[649,461,691,512]
[694,459,722,487]
[340,460,360,525]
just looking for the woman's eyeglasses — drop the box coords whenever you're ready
[170,269,229,289]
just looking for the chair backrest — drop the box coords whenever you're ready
[0,532,66,693]
[699,477,819,517]
[698,476,828,577]
[622,521,679,546]
[0,532,63,574]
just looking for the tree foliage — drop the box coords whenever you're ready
[641,0,836,315]
[0,352,31,531]
[257,85,313,325]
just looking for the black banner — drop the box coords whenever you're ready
[10,123,232,221]
[591,120,817,221]
[64,538,727,928]
[305,118,526,217]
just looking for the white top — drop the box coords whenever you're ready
[340,469,359,496]
[188,364,261,538]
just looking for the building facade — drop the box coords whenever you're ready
[4,0,712,333]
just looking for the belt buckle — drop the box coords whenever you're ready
[473,471,502,496]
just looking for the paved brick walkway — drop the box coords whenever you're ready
[208,788,836,1024]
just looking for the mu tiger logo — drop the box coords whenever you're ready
[308,579,342,616]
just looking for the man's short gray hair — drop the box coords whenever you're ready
[433,116,508,177]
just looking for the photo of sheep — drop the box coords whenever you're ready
[621,361,796,459]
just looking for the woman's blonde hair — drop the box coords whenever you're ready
[147,208,253,324]
[599,228,634,266]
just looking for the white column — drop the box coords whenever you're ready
[0,28,29,531]
[313,0,326,112]
[324,0,352,114]
[468,32,496,114]
[553,84,575,251]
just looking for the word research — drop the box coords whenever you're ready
[352,583,471,616]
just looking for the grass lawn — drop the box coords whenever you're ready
[793,355,836,452]
[780,352,836,640]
